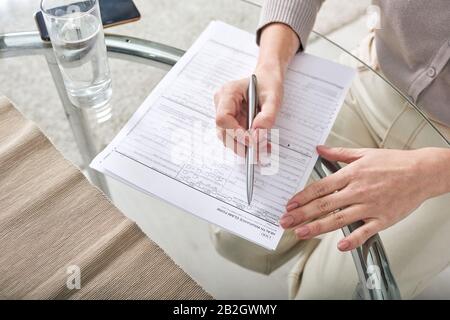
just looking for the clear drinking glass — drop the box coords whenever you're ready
[41,0,112,111]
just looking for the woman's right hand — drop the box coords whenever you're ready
[213,23,300,156]
[213,65,285,156]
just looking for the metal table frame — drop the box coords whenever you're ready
[1,31,401,299]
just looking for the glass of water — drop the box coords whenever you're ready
[41,0,112,112]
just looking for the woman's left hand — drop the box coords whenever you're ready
[279,145,450,252]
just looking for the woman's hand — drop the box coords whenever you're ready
[214,66,284,155]
[214,23,299,155]
[280,146,450,252]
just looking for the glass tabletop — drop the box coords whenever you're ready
[1,1,450,299]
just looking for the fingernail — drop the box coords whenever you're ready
[246,134,253,146]
[279,215,294,228]
[286,202,299,211]
[338,240,350,251]
[296,226,310,237]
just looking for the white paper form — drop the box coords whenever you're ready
[91,21,355,250]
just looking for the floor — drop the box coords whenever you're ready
[1,0,449,299]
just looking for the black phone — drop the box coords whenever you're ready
[35,0,141,42]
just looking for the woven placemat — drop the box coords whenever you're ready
[0,96,212,299]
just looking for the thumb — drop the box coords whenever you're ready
[250,99,278,144]
[251,95,280,130]
[317,145,365,163]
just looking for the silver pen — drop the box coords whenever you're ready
[246,74,258,205]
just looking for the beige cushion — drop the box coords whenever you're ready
[0,96,212,299]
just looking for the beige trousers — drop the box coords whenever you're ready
[210,35,450,299]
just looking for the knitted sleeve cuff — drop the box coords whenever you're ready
[256,0,323,51]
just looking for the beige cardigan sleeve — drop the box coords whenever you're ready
[256,0,324,50]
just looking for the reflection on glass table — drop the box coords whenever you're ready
[1,24,449,299]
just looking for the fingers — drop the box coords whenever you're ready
[337,221,380,251]
[216,128,245,157]
[216,128,272,160]
[215,76,282,161]
[280,188,355,229]
[317,145,366,164]
[214,79,247,131]
[215,102,245,131]
[293,206,364,240]
[256,139,272,165]
[287,206,381,252]
[286,171,350,209]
